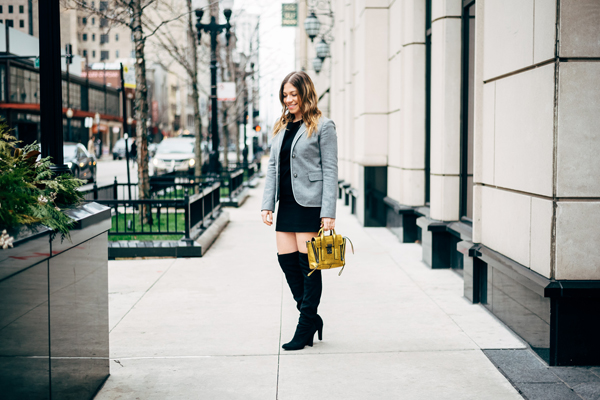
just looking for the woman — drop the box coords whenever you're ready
[261,71,338,351]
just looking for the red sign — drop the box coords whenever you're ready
[81,69,121,87]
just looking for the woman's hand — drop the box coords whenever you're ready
[321,217,335,231]
[261,210,273,226]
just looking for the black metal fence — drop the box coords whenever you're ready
[78,164,256,240]
[84,181,221,242]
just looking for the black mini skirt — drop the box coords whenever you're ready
[275,194,322,233]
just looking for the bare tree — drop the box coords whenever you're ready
[65,0,189,210]
[144,0,208,177]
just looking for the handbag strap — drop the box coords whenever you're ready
[344,237,354,254]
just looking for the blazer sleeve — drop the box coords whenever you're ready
[319,120,338,219]
[261,138,277,212]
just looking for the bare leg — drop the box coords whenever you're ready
[276,231,299,254]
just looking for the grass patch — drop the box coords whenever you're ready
[109,234,183,241]
[109,211,186,242]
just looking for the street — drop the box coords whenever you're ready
[79,151,245,192]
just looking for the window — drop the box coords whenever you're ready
[115,33,119,41]
[92,50,96,58]
[10,66,40,104]
[6,19,13,27]
[115,50,119,58]
[19,19,24,28]
[99,1,108,11]
[83,49,87,57]
[100,18,108,28]
[8,5,13,13]
[92,34,96,41]
[459,0,476,220]
[91,17,95,25]
[19,5,24,13]
[82,17,87,25]
[83,33,87,41]
[91,1,95,8]
[100,34,109,44]
[424,0,432,204]
[0,6,3,13]
[100,50,109,61]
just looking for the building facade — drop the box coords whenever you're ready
[329,0,600,366]
[295,1,333,118]
[0,0,37,36]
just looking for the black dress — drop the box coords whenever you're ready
[275,120,322,233]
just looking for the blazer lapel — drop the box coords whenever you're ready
[291,123,307,152]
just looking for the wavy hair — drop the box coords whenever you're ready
[272,71,322,138]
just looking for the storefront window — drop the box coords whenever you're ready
[10,66,40,104]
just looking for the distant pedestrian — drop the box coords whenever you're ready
[261,71,338,351]
[95,137,102,159]
[129,139,137,164]
[87,135,96,157]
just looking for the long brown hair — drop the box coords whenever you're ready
[272,71,322,138]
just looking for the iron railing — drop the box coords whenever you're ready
[84,181,221,242]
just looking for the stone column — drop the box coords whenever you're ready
[429,0,462,222]
[352,0,389,226]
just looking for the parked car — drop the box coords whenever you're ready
[112,138,132,160]
[64,142,96,183]
[151,137,197,176]
[148,143,158,158]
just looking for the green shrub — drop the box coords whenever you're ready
[0,126,85,242]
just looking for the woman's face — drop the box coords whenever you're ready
[283,82,301,116]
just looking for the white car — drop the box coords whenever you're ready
[151,137,197,176]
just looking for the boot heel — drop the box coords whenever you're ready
[318,326,323,341]
[308,336,314,347]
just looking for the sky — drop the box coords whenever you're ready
[231,0,296,134]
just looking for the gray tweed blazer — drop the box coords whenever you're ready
[261,116,338,219]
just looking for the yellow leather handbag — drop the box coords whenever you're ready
[306,229,354,276]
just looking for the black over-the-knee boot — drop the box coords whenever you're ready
[277,251,303,311]
[282,252,323,350]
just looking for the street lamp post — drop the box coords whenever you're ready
[195,2,233,174]
[39,1,69,175]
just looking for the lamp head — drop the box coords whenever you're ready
[316,38,330,60]
[304,12,321,42]
[312,56,323,74]
[223,8,232,22]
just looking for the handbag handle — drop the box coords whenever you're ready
[318,228,336,238]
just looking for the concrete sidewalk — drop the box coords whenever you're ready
[95,178,527,400]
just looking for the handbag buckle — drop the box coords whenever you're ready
[326,244,333,254]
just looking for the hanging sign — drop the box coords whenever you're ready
[282,3,298,27]
[217,82,236,101]
[122,64,136,89]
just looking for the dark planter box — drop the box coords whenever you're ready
[0,203,111,399]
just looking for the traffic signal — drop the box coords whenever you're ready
[254,125,261,132]
[65,44,73,65]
